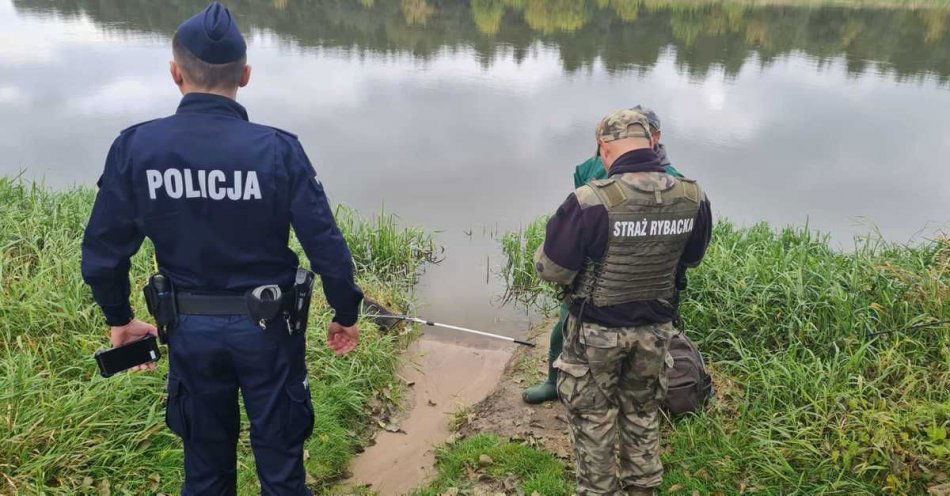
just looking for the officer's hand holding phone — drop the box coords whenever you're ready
[110,319,160,372]
[327,322,359,355]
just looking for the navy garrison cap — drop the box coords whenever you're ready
[176,2,246,64]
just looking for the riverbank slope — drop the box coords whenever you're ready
[414,219,949,495]
[0,178,437,494]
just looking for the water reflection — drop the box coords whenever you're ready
[14,0,950,82]
[4,0,949,335]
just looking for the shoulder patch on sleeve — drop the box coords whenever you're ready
[119,118,160,135]
[574,185,604,208]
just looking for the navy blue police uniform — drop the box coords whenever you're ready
[80,4,361,495]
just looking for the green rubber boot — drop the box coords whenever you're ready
[522,305,568,405]
[522,363,558,404]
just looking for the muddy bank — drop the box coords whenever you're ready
[455,322,740,463]
[346,337,512,495]
[455,321,574,460]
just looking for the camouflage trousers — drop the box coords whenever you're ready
[554,315,675,495]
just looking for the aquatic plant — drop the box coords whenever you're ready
[332,204,440,287]
[498,215,559,312]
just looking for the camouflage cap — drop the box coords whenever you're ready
[595,108,653,143]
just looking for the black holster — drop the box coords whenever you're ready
[288,268,315,334]
[143,273,178,344]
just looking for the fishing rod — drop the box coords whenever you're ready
[363,312,536,347]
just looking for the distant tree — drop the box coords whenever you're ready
[402,0,434,26]
[472,0,507,35]
[523,0,590,34]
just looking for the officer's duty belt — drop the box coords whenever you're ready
[176,293,248,315]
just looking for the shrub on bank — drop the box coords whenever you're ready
[496,216,949,494]
[0,178,437,494]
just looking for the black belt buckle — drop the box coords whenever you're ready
[246,285,283,330]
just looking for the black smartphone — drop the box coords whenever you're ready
[94,335,162,378]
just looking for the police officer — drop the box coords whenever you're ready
[523,105,685,405]
[535,109,711,495]
[80,3,361,494]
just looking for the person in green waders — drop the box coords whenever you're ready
[523,105,684,404]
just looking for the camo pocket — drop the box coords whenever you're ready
[649,322,677,347]
[580,325,619,348]
[554,357,608,412]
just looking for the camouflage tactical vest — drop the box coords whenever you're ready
[571,172,703,307]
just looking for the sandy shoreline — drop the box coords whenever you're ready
[346,337,513,495]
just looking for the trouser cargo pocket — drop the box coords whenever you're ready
[283,378,315,445]
[165,374,189,439]
[554,357,608,412]
[166,373,239,442]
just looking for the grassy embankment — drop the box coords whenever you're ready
[419,218,949,495]
[0,178,437,495]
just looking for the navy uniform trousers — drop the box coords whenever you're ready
[165,314,314,496]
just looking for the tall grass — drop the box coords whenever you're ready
[333,205,440,286]
[498,216,557,312]
[497,216,949,494]
[0,178,437,494]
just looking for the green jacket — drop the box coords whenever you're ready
[573,143,683,188]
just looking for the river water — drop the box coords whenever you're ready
[3,0,949,338]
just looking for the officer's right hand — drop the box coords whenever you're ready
[327,322,359,355]
[109,319,160,372]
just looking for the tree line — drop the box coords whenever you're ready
[15,0,950,81]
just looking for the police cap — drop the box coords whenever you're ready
[176,2,247,64]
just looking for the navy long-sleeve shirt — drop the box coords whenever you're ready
[81,93,362,326]
[537,148,712,327]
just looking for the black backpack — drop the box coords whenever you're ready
[663,332,714,415]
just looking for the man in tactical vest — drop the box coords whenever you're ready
[535,109,711,495]
[523,105,684,405]
[81,3,361,494]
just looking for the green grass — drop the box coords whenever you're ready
[499,215,558,312]
[333,204,440,286]
[0,178,437,494]
[481,217,950,495]
[411,434,573,496]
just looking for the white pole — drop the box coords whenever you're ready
[364,314,535,347]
